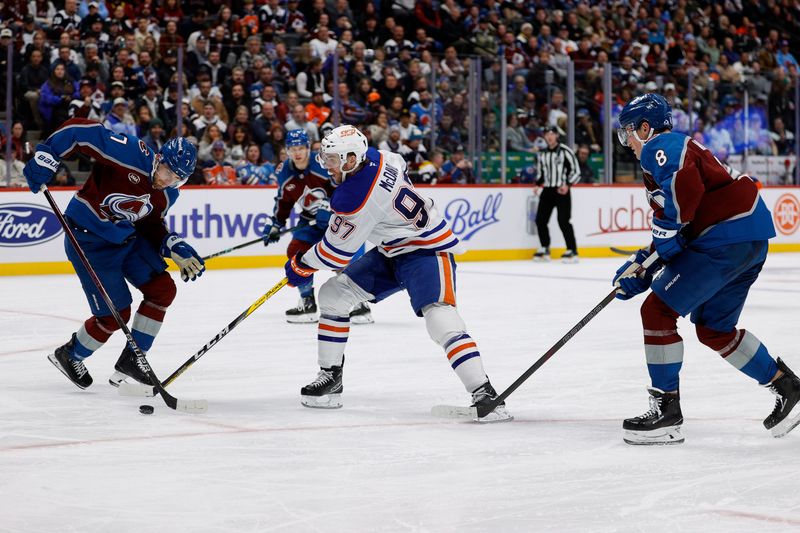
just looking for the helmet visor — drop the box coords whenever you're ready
[316,151,341,170]
[616,126,633,147]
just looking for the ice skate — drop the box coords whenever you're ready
[763,358,800,438]
[560,249,579,264]
[286,294,318,324]
[471,381,513,423]
[623,387,684,445]
[532,247,550,262]
[109,344,153,387]
[47,333,93,389]
[301,363,343,408]
[349,301,374,325]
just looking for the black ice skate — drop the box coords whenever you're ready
[623,387,684,445]
[471,381,513,422]
[301,362,343,409]
[108,344,153,387]
[47,333,93,389]
[763,358,800,438]
[532,247,550,262]
[560,249,579,264]
[349,301,374,325]
[286,294,318,324]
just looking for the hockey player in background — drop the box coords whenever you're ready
[283,125,512,422]
[23,118,204,390]
[263,129,372,324]
[613,93,800,444]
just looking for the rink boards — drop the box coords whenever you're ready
[1,185,799,275]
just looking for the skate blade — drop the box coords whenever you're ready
[47,353,90,390]
[623,427,684,445]
[532,257,551,263]
[561,257,579,264]
[286,314,319,324]
[301,393,342,409]
[770,405,800,438]
[349,313,374,325]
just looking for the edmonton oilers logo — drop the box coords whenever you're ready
[0,203,63,247]
[99,193,153,222]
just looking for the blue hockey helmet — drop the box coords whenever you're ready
[617,93,673,146]
[159,137,197,187]
[286,129,310,148]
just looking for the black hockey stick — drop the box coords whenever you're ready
[432,253,660,420]
[202,221,317,261]
[610,246,641,256]
[42,186,207,413]
[118,277,289,397]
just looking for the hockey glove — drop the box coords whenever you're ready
[262,217,282,246]
[23,143,60,193]
[315,206,332,227]
[285,253,316,287]
[613,248,660,301]
[161,233,206,282]
[651,218,686,262]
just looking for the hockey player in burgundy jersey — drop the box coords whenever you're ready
[23,118,204,391]
[283,125,511,422]
[263,129,372,324]
[613,94,800,444]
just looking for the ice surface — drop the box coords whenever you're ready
[2,256,800,532]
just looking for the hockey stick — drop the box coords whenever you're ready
[202,221,317,261]
[41,186,207,413]
[432,252,661,420]
[118,277,289,397]
[610,246,641,256]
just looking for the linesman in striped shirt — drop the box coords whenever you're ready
[533,125,581,262]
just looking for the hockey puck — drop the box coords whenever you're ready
[139,405,155,415]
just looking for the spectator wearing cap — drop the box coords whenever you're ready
[203,139,238,185]
[310,24,337,59]
[141,118,166,152]
[102,80,126,113]
[440,145,474,184]
[532,124,580,262]
[305,88,331,126]
[379,124,403,152]
[409,90,442,134]
[78,0,107,19]
[103,97,137,137]
[136,81,165,127]
[400,130,427,170]
[777,40,798,69]
[18,47,50,129]
[284,103,320,143]
[69,78,103,121]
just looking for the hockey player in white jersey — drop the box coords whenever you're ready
[283,125,511,422]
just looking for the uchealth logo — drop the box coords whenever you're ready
[0,203,63,247]
[774,193,800,235]
[444,193,502,241]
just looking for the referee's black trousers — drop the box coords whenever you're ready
[535,187,577,251]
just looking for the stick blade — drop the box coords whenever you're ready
[175,399,208,414]
[117,382,157,397]
[430,404,478,419]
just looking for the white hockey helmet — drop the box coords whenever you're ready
[316,125,369,180]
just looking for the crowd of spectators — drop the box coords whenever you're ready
[0,0,798,186]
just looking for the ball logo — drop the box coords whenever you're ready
[99,193,153,222]
[0,203,63,247]
[444,193,502,241]
[774,194,800,235]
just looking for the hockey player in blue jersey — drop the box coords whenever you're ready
[613,94,800,444]
[263,129,372,323]
[23,118,204,391]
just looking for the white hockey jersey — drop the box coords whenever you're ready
[302,147,463,271]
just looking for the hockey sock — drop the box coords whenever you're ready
[317,314,349,368]
[74,309,131,360]
[444,333,487,392]
[697,326,778,385]
[642,293,683,391]
[299,283,314,299]
[132,273,176,352]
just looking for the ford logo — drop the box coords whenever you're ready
[0,203,63,247]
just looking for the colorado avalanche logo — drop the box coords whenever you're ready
[99,193,153,222]
[301,187,328,214]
